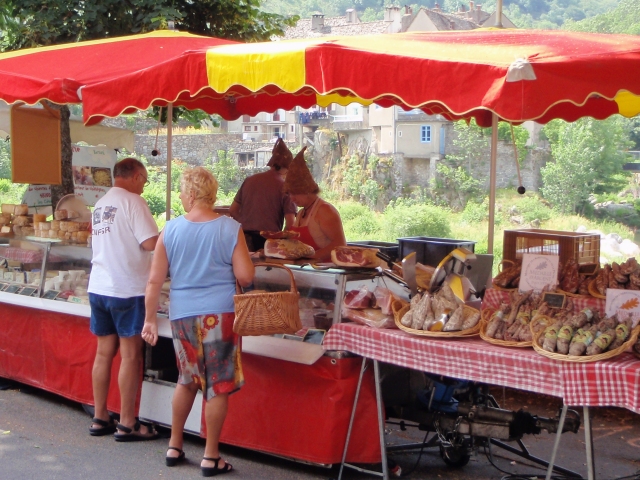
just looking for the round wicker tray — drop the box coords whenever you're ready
[530,317,640,363]
[556,288,590,298]
[394,304,481,338]
[588,279,606,299]
[391,299,410,324]
[479,308,533,348]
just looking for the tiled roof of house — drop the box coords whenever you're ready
[423,9,480,30]
[281,17,390,39]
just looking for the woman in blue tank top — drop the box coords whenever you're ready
[142,167,254,476]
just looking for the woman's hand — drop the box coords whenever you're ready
[141,320,158,346]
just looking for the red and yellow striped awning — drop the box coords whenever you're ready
[2,29,640,127]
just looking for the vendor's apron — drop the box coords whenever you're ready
[290,198,331,252]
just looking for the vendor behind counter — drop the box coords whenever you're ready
[229,138,297,251]
[284,147,346,262]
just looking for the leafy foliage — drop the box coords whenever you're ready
[209,150,245,195]
[0,138,11,179]
[380,199,451,241]
[540,117,633,215]
[3,0,297,50]
[512,194,554,223]
[563,0,640,34]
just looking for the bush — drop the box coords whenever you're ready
[513,195,553,223]
[381,201,451,241]
[344,215,381,240]
[336,201,371,222]
[461,201,488,224]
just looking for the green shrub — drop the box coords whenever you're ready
[344,215,381,240]
[381,202,451,241]
[513,195,553,223]
[336,201,371,222]
[461,201,488,224]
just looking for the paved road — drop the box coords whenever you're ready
[1,379,639,480]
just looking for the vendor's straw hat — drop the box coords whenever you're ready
[267,138,294,168]
[283,147,318,194]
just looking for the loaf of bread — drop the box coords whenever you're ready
[1,204,15,215]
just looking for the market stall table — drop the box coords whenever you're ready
[324,322,640,480]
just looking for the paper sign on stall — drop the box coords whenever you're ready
[22,185,52,207]
[72,144,116,206]
[519,253,559,293]
[605,289,640,327]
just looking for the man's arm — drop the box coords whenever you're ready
[229,201,241,221]
[284,213,295,231]
[140,235,158,251]
[312,204,347,262]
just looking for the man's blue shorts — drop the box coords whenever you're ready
[89,293,145,338]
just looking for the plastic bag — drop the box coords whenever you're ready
[341,306,396,329]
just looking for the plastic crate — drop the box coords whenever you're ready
[397,237,476,267]
[502,229,600,266]
[347,241,399,262]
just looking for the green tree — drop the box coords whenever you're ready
[0,138,10,179]
[540,117,633,215]
[563,0,640,34]
[209,150,243,195]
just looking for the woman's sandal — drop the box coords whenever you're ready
[114,420,159,442]
[201,457,232,477]
[89,417,117,436]
[165,446,186,467]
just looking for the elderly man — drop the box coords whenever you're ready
[87,157,159,441]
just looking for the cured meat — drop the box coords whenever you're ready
[331,246,380,268]
[260,230,300,240]
[344,289,374,309]
[373,287,395,315]
[264,238,315,259]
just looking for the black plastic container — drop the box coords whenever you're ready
[347,241,399,263]
[397,237,476,267]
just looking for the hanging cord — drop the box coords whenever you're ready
[151,107,162,156]
[510,123,526,195]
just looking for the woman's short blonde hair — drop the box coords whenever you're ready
[181,167,218,208]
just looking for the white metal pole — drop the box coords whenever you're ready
[495,0,504,28]
[488,113,498,255]
[166,103,173,221]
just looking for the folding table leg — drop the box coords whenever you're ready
[337,358,389,480]
[583,406,595,480]
[545,404,568,480]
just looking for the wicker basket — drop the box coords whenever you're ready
[392,299,410,324]
[530,316,640,363]
[588,279,606,299]
[394,304,481,337]
[479,308,533,348]
[556,288,589,298]
[233,263,301,336]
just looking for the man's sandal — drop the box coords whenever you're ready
[89,417,117,436]
[114,420,159,442]
[201,457,233,477]
[166,447,186,467]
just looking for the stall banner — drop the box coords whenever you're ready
[22,185,52,207]
[519,253,559,293]
[72,144,116,206]
[605,289,640,327]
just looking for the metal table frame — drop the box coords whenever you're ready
[338,357,596,480]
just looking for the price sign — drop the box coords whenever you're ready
[605,289,640,327]
[72,145,116,206]
[22,185,52,207]
[519,254,559,293]
[542,292,566,309]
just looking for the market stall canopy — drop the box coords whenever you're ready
[77,29,640,127]
[0,30,237,123]
[0,102,134,151]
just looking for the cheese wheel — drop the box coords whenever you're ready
[13,215,31,227]
[0,226,10,233]
[12,225,22,235]
[57,230,66,240]
[33,214,47,222]
[21,227,35,237]
[67,210,79,219]
[66,222,80,232]
[59,221,69,232]
[50,220,60,230]
[39,221,51,230]
[1,204,15,214]
[54,210,68,220]
[0,215,10,226]
[48,229,58,238]
[14,204,28,216]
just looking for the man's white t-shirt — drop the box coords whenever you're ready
[88,187,158,298]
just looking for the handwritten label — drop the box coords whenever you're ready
[22,185,52,207]
[605,289,640,327]
[519,253,559,293]
[542,292,566,309]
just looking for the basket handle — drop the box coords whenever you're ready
[498,259,515,273]
[236,262,298,294]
